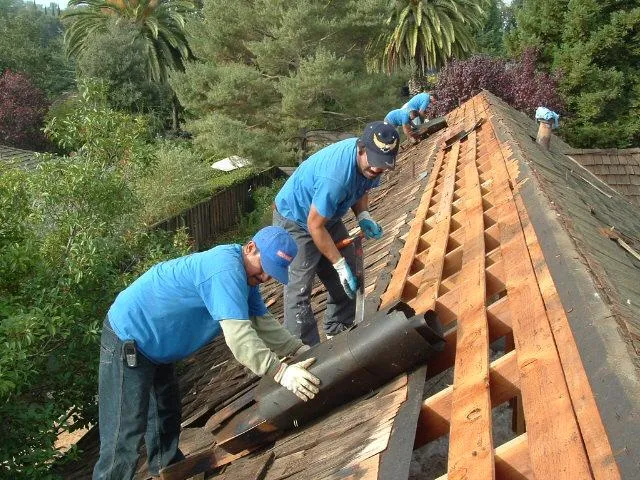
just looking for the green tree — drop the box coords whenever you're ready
[74,19,173,127]
[0,0,75,97]
[173,0,404,166]
[368,0,490,76]
[507,0,640,147]
[63,0,195,130]
[474,0,506,56]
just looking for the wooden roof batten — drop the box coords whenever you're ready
[381,95,620,479]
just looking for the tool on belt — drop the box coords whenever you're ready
[335,232,365,324]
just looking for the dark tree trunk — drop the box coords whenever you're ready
[172,94,180,132]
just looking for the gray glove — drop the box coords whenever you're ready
[295,344,311,356]
[273,358,320,401]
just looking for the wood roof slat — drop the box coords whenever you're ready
[435,433,532,480]
[417,350,520,447]
[380,146,447,308]
[488,127,593,478]
[513,192,621,479]
[447,128,495,479]
[409,141,461,314]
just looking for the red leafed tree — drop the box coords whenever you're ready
[0,70,50,150]
[430,49,564,118]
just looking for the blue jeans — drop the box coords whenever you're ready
[93,318,184,479]
[273,209,356,345]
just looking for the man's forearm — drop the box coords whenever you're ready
[309,224,341,264]
[351,194,369,217]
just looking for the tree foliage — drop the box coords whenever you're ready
[368,0,490,75]
[173,0,404,166]
[506,0,640,147]
[74,20,173,125]
[431,49,564,117]
[0,70,50,150]
[474,0,507,57]
[0,0,74,97]
[0,89,191,477]
[45,79,155,171]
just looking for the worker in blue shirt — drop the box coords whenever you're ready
[402,91,435,121]
[384,107,422,143]
[273,122,399,345]
[93,226,319,480]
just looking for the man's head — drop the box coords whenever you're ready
[357,121,400,179]
[243,226,297,286]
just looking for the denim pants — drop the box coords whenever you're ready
[93,318,184,479]
[273,209,356,345]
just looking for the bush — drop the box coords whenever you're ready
[0,104,192,475]
[431,49,564,118]
[0,69,50,150]
[136,142,220,224]
[44,79,155,173]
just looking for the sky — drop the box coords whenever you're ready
[32,0,68,8]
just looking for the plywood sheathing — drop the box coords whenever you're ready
[383,94,620,478]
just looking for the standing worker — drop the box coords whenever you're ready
[402,91,435,122]
[273,121,399,345]
[93,226,319,480]
[384,107,422,143]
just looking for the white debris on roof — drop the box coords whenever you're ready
[211,156,251,172]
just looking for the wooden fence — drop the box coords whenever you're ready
[152,167,285,251]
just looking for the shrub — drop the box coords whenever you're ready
[0,70,50,150]
[431,49,564,118]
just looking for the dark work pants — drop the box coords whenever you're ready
[273,209,356,345]
[93,318,184,480]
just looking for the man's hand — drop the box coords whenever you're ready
[357,211,383,240]
[274,358,320,401]
[333,257,357,299]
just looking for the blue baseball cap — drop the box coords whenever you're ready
[252,226,298,285]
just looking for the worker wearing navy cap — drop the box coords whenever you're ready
[273,122,399,345]
[93,226,319,480]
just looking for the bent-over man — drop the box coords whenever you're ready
[273,122,399,345]
[93,226,319,480]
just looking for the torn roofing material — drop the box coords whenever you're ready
[59,91,639,479]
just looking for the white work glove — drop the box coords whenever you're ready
[357,211,383,240]
[333,257,357,299]
[273,358,320,401]
[295,344,311,356]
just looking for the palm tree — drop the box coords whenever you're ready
[63,0,195,130]
[369,0,489,77]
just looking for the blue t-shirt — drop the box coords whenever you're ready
[275,138,379,229]
[108,244,268,363]
[406,93,431,112]
[384,108,411,127]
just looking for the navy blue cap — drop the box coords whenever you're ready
[252,226,298,285]
[360,121,400,170]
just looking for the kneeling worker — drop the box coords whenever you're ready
[273,122,399,345]
[384,107,422,143]
[93,226,319,480]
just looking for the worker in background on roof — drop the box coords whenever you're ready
[93,226,319,480]
[273,122,399,345]
[384,107,422,143]
[402,91,435,122]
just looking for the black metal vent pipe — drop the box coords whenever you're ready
[216,301,445,453]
